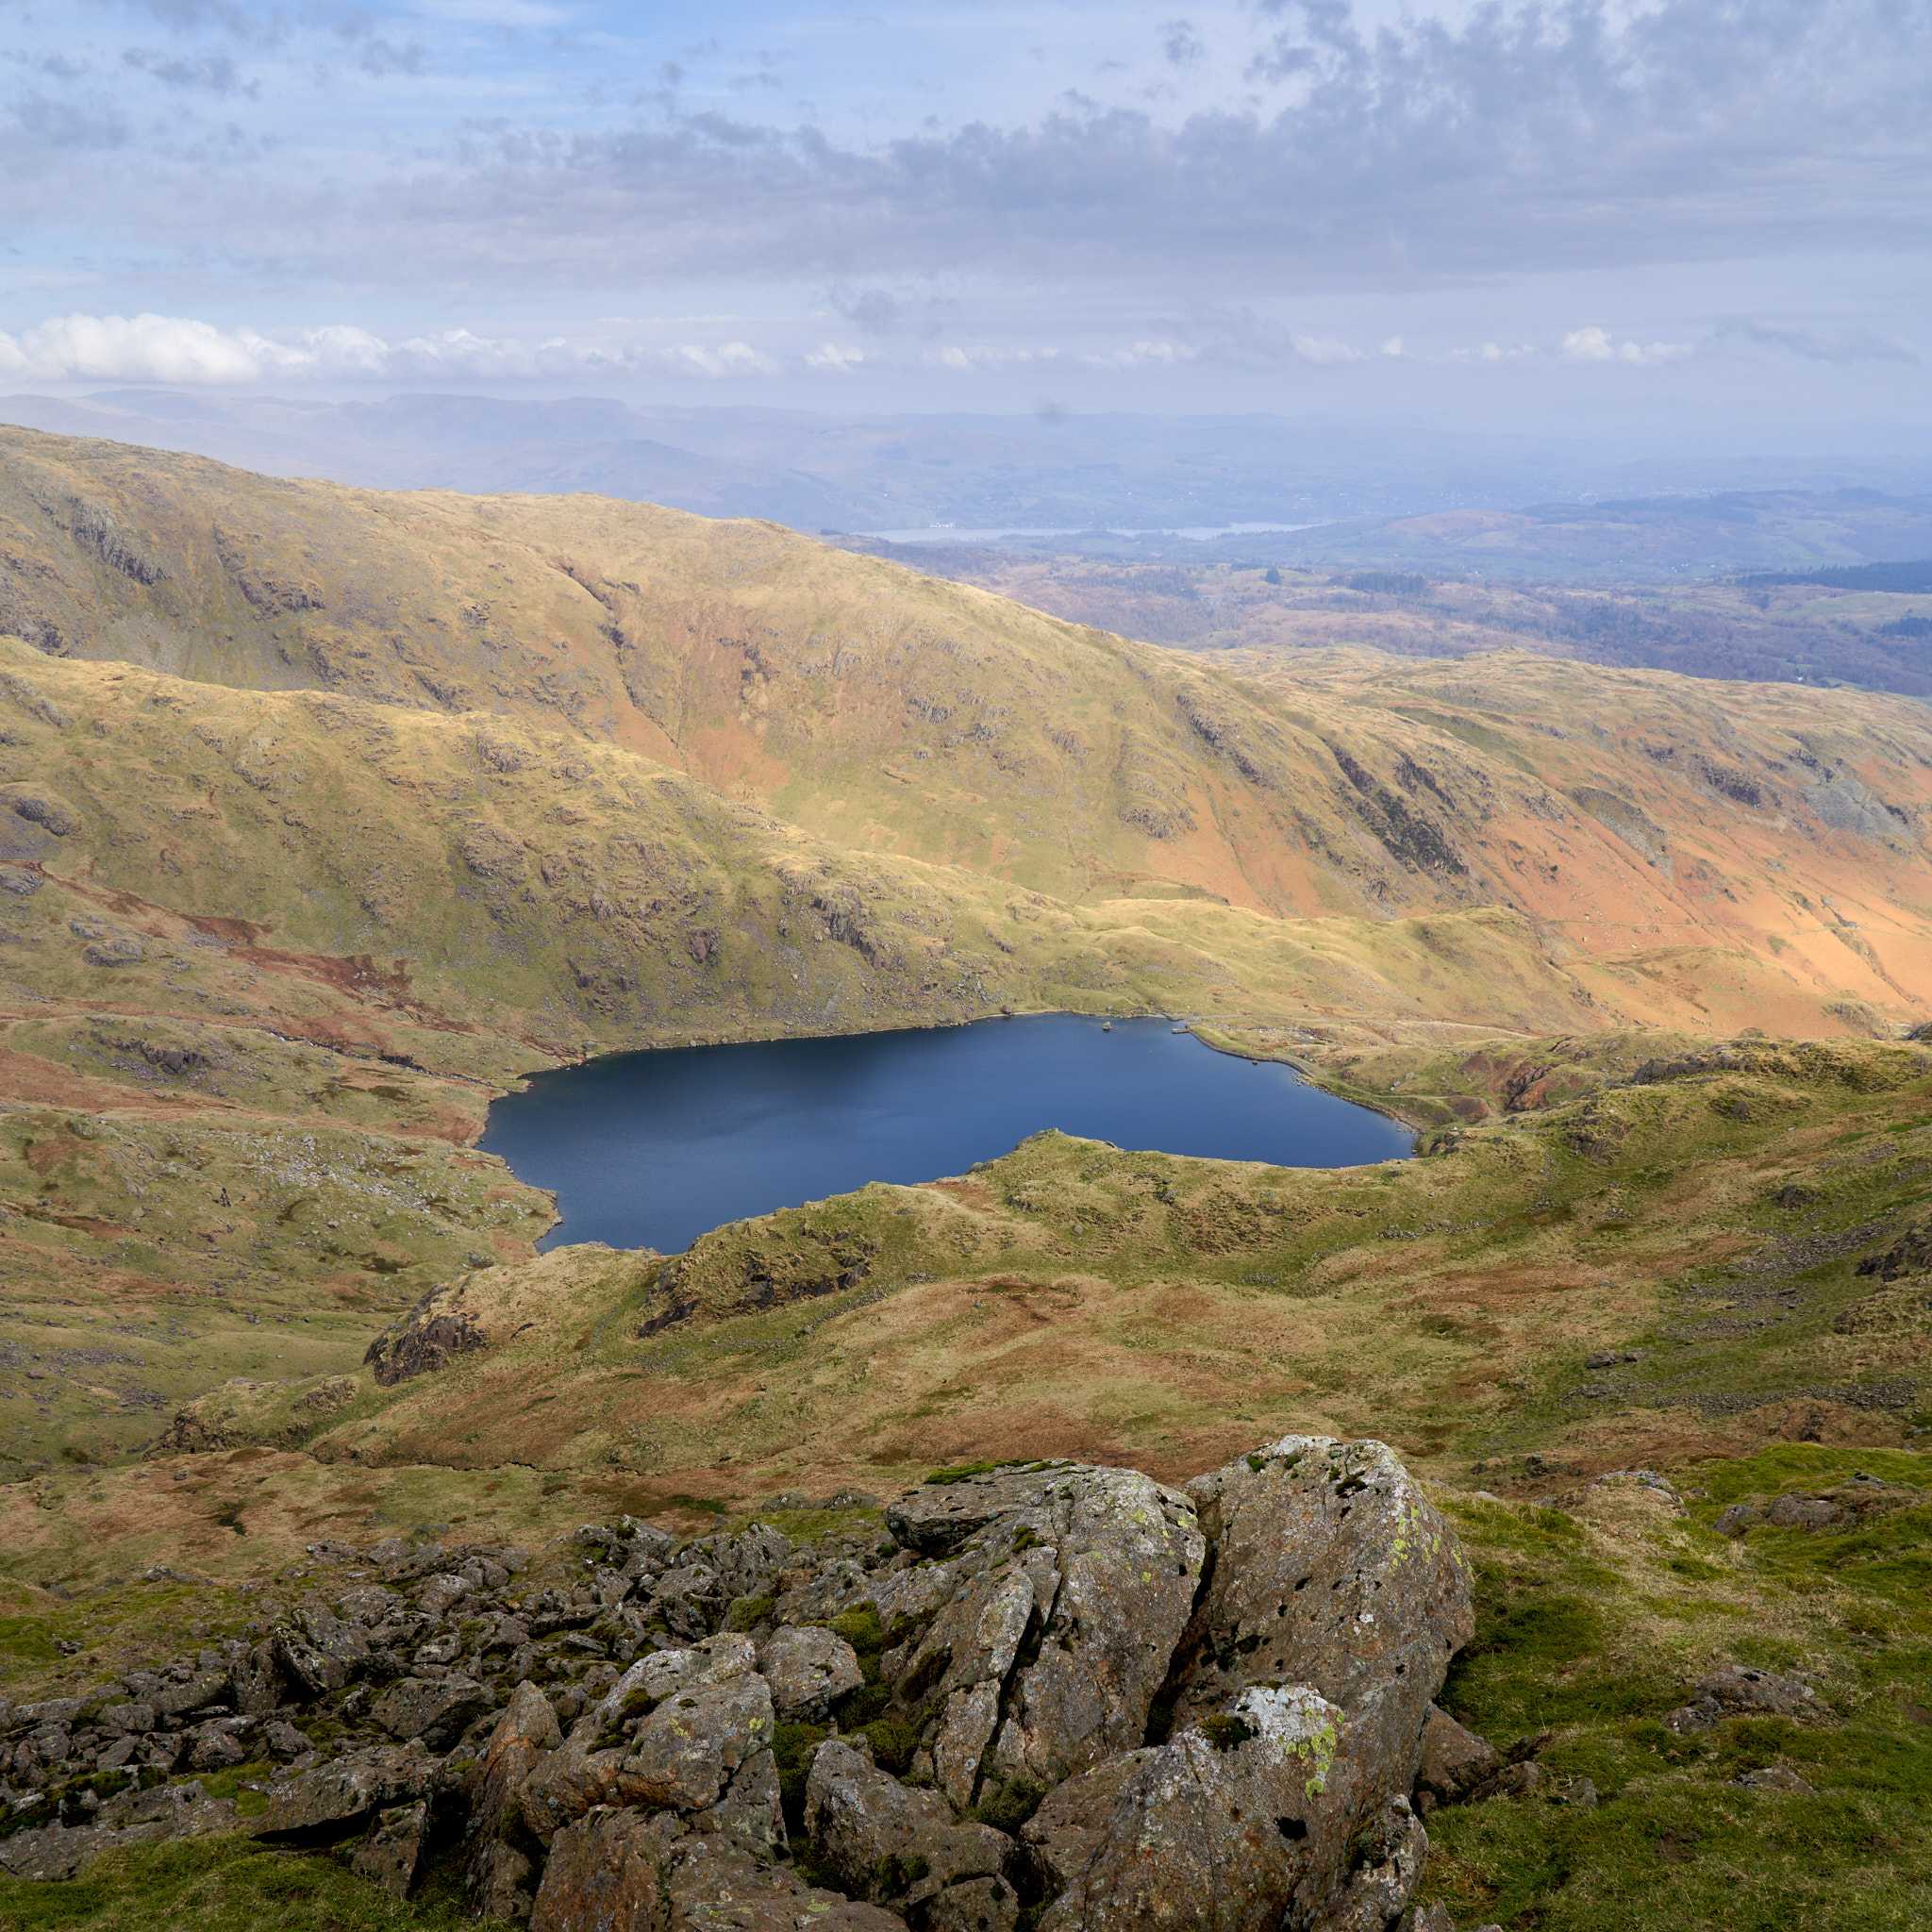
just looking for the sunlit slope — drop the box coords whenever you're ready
[0,641,1630,1068]
[6,425,1932,1013]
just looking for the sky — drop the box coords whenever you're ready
[1,0,1928,435]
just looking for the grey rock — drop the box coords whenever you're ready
[683,1524,793,1605]
[1667,1664,1822,1734]
[758,1625,864,1719]
[1765,1495,1846,1530]
[98,1700,158,1738]
[885,1466,1070,1557]
[271,1607,368,1700]
[532,1810,907,1931]
[255,1741,434,1840]
[372,1673,491,1750]
[804,1739,1009,1911]
[184,1715,255,1771]
[1308,1795,1428,1932]
[648,1563,723,1641]
[1413,1706,1499,1813]
[468,1679,561,1874]
[1735,1765,1815,1794]
[263,1720,311,1762]
[0,1780,236,1881]
[1025,1684,1352,1932]
[417,1573,471,1617]
[352,1799,428,1899]
[227,1641,286,1718]
[336,1585,403,1626]
[520,1637,774,1845]
[6,789,78,837]
[889,1461,1205,1807]
[84,936,146,968]
[922,1874,1021,1932]
[150,1669,230,1720]
[1174,1437,1474,1823]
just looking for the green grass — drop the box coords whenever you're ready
[1419,1456,1932,1929]
[0,1835,511,1932]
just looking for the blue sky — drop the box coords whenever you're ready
[0,1,1926,432]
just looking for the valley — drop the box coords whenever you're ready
[0,429,1926,1930]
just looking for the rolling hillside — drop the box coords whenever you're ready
[4,425,1932,1031]
[1,433,1929,1932]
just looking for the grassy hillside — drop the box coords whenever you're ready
[6,427,1932,1020]
[3,1036,1927,1930]
[0,437,1927,1929]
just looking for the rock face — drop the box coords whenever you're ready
[1174,1436,1474,1838]
[0,1438,1474,1932]
[882,1460,1207,1809]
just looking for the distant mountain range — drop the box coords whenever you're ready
[6,389,1932,559]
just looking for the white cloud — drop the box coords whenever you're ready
[1286,332,1362,366]
[929,343,1064,373]
[0,312,782,385]
[1079,339,1199,369]
[663,341,777,378]
[1379,336,1405,358]
[1559,325,1692,367]
[412,0,569,24]
[0,312,315,384]
[804,341,867,374]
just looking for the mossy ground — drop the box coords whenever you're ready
[1421,1448,1932,1931]
[0,1834,510,1931]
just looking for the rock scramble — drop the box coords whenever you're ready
[0,1437,1482,1930]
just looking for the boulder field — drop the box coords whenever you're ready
[1,1437,1502,1931]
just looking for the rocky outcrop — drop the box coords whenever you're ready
[363,1288,490,1385]
[1173,1437,1474,1839]
[0,1438,1478,1932]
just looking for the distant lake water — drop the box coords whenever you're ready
[862,521,1323,544]
[480,1015,1412,1256]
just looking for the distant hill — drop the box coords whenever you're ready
[1739,558,1932,592]
[863,548,1932,697]
[1258,488,1932,583]
[8,389,1932,541]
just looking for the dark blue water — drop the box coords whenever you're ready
[480,1014,1412,1255]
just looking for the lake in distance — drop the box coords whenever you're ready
[480,1014,1413,1256]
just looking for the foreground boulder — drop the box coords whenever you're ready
[1024,1682,1352,1931]
[3,1437,1474,1932]
[880,1460,1207,1809]
[1174,1436,1474,1838]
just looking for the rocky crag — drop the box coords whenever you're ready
[0,1437,1504,1932]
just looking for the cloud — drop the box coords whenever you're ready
[1081,339,1199,369]
[804,342,867,374]
[1559,325,1692,367]
[0,313,783,385]
[0,314,312,384]
[119,1,284,44]
[0,1,1924,410]
[9,1,1920,313]
[1160,20,1204,68]
[1711,319,1919,367]
[122,47,256,96]
[414,0,571,24]
[1147,308,1365,370]
[929,343,1064,373]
